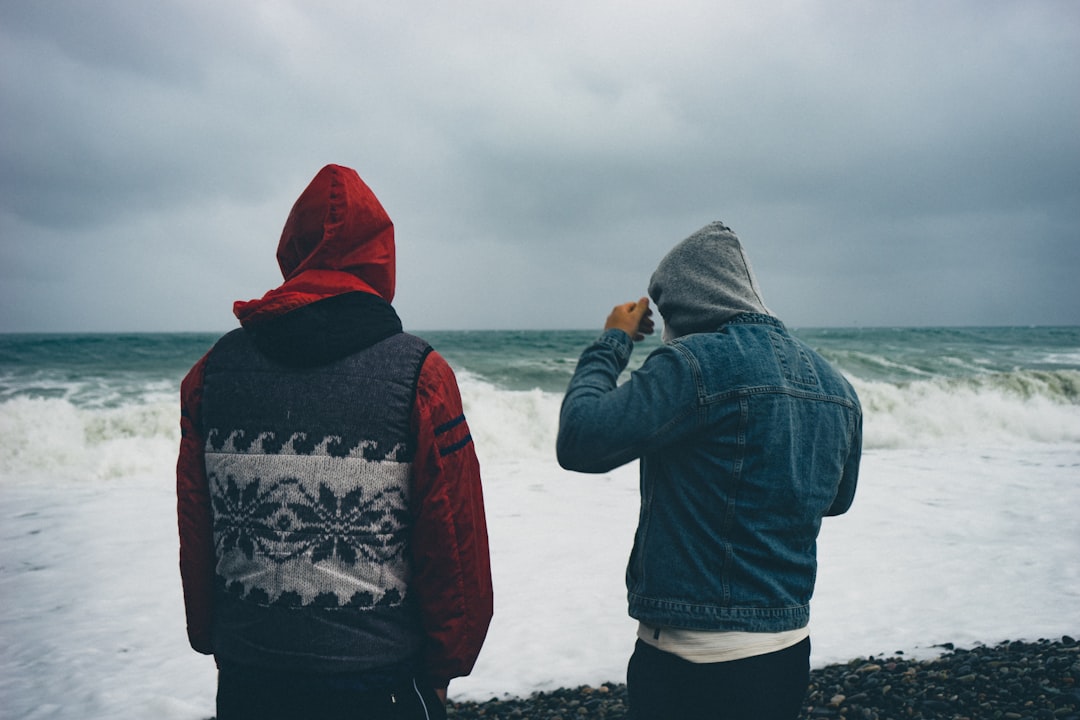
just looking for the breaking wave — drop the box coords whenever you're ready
[2,368,1077,483]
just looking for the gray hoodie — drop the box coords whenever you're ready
[648,221,772,340]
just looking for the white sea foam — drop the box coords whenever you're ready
[1,423,1078,718]
[0,396,180,482]
[1,356,1079,718]
[456,371,564,463]
[2,368,1077,488]
[852,370,1080,448]
[1042,350,1080,366]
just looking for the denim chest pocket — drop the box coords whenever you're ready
[768,331,820,388]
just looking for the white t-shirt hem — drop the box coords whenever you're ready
[636,622,810,664]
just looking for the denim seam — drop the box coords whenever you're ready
[597,329,633,365]
[700,384,860,410]
[629,593,810,614]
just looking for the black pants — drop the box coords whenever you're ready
[627,637,810,720]
[216,665,446,720]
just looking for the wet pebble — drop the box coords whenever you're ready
[444,636,1079,719]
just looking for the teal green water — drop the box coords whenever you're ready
[1,326,1078,400]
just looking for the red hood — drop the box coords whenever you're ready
[234,164,396,326]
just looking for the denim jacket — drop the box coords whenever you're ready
[557,314,861,632]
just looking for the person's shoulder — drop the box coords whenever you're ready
[204,327,252,356]
[662,328,755,375]
[390,331,431,349]
[642,337,703,372]
[410,341,456,384]
[664,329,730,354]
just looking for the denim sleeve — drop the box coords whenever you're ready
[827,408,862,516]
[556,329,701,473]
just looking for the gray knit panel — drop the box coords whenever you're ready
[206,450,413,608]
[201,330,429,612]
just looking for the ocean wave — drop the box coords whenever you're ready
[0,396,181,482]
[456,372,564,462]
[851,369,1080,449]
[2,370,1077,483]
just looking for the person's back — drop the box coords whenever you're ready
[178,165,493,720]
[199,325,433,670]
[557,221,861,720]
[628,315,860,633]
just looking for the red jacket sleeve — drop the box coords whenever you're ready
[409,350,494,687]
[177,353,216,655]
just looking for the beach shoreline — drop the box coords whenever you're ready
[442,636,1080,719]
[2,330,1078,718]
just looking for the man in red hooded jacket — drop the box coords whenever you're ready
[177,164,493,719]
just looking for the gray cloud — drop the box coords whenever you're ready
[1,0,1077,332]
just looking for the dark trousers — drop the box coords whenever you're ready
[627,636,811,720]
[216,665,446,720]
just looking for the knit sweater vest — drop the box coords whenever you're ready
[200,328,432,672]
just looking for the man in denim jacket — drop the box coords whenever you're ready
[557,222,862,720]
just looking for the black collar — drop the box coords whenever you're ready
[244,292,403,367]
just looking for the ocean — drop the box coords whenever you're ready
[1,327,1078,718]
[2,327,1077,471]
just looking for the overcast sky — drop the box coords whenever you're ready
[1,0,1078,333]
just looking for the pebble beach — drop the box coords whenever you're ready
[445,637,1080,720]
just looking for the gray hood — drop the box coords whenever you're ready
[648,221,772,340]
